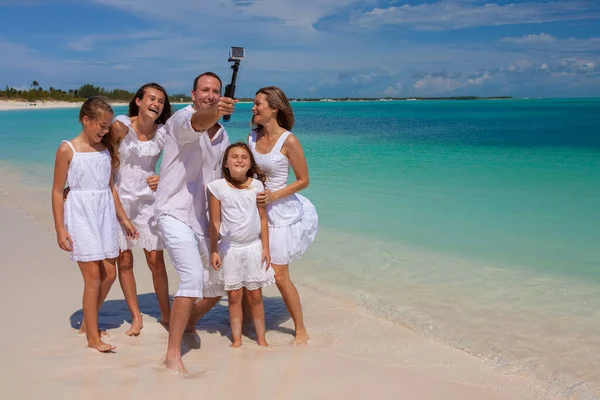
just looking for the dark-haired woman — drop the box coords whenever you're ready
[111,83,173,335]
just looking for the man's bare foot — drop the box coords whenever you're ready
[230,340,242,348]
[162,357,188,375]
[292,330,309,346]
[257,338,269,347]
[88,339,116,353]
[125,317,143,336]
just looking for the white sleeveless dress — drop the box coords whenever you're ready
[62,140,119,262]
[206,178,275,291]
[114,115,166,251]
[248,130,318,265]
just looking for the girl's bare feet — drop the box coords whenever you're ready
[88,339,116,353]
[79,322,109,338]
[125,316,143,336]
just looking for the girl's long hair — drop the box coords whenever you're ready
[79,96,120,170]
[128,82,173,125]
[221,142,266,186]
[251,86,295,132]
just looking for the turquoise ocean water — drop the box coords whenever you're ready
[1,99,599,396]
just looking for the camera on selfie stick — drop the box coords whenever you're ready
[223,47,245,122]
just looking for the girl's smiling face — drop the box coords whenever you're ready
[225,146,251,178]
[82,111,113,143]
[137,88,165,121]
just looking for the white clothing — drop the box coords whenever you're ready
[157,214,225,298]
[206,178,275,291]
[113,115,166,251]
[155,105,230,237]
[248,130,319,265]
[62,140,119,262]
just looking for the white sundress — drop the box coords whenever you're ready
[114,115,166,251]
[206,178,275,291]
[248,130,319,265]
[62,140,119,262]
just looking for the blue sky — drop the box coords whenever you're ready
[1,0,599,98]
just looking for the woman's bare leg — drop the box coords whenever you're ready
[272,264,309,345]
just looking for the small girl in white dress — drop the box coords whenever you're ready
[51,97,138,353]
[207,142,275,348]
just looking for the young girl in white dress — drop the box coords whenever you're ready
[207,142,275,348]
[110,83,173,336]
[248,86,318,345]
[51,97,138,352]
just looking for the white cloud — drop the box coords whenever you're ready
[466,73,491,85]
[413,75,462,94]
[67,31,163,51]
[500,32,556,45]
[353,1,599,31]
[382,82,403,96]
[91,0,360,30]
[500,33,600,51]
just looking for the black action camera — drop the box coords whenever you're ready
[223,47,245,122]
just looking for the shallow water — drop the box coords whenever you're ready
[1,99,599,397]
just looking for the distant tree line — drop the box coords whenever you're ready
[0,81,192,103]
[1,81,512,103]
[288,96,513,101]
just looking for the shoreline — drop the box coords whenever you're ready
[0,99,127,111]
[0,162,587,399]
[0,99,192,111]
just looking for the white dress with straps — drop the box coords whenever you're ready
[114,115,166,251]
[62,140,119,262]
[206,178,275,291]
[248,130,318,265]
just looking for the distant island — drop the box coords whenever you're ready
[287,96,513,101]
[1,81,512,103]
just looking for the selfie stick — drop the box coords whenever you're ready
[223,58,240,122]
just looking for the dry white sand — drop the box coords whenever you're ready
[0,201,568,400]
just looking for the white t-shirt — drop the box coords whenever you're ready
[207,178,265,246]
[155,105,230,236]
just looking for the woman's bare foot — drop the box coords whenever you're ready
[88,339,116,353]
[230,339,242,348]
[125,316,143,336]
[162,357,188,375]
[292,330,309,346]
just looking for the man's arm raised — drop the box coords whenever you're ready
[172,97,236,144]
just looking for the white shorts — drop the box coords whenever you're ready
[157,215,225,298]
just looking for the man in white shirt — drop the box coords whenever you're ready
[155,72,234,374]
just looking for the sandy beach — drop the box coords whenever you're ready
[0,99,127,111]
[0,168,570,400]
